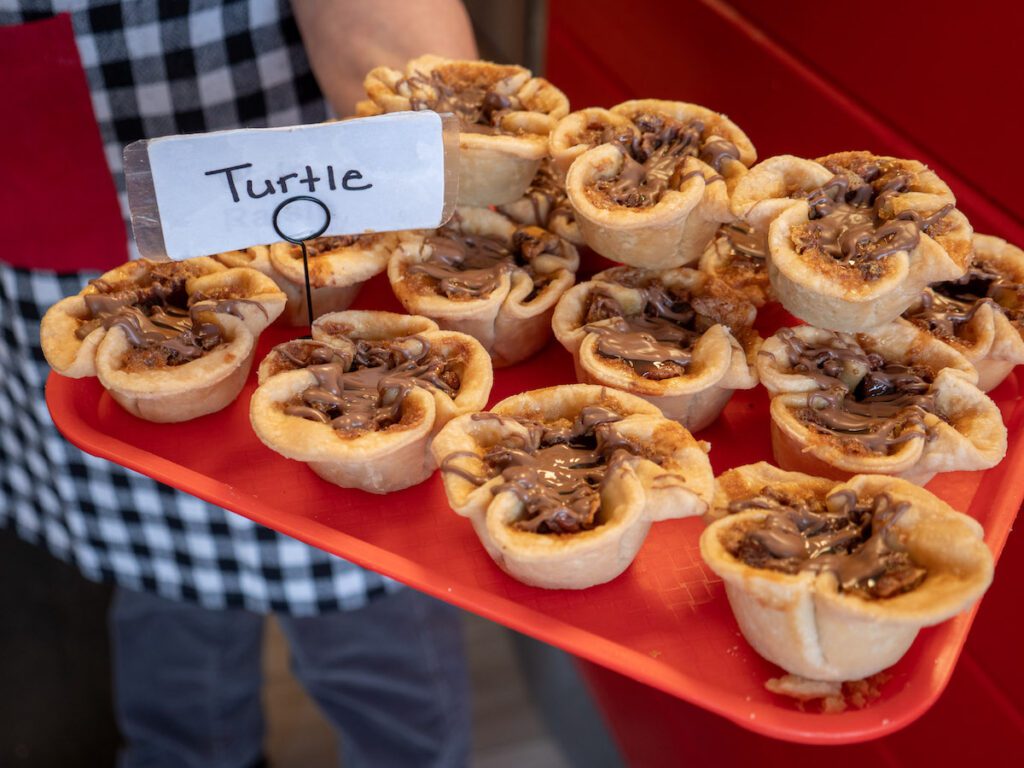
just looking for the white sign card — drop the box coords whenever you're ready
[125,111,457,260]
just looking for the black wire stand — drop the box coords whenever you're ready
[271,195,332,335]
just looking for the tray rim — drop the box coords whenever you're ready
[44,368,1024,745]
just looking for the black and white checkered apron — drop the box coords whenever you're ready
[0,0,400,614]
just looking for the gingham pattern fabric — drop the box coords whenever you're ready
[0,1,401,614]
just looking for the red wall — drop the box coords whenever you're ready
[546,0,1024,244]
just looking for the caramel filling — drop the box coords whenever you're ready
[284,335,462,436]
[792,165,953,278]
[409,223,563,300]
[75,264,259,368]
[401,69,522,135]
[441,406,650,534]
[723,488,926,599]
[592,113,735,208]
[303,234,379,258]
[583,282,710,380]
[904,261,1024,338]
[772,329,938,454]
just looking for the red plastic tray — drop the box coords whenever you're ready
[45,270,1024,744]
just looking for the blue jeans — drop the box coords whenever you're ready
[110,587,470,768]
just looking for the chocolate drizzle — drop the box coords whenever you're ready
[283,334,462,436]
[594,113,735,208]
[772,329,938,453]
[74,264,258,366]
[794,164,953,278]
[724,487,926,599]
[441,406,650,534]
[409,223,563,300]
[905,261,1024,338]
[582,276,722,380]
[401,69,521,134]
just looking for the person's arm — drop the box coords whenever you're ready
[292,0,479,117]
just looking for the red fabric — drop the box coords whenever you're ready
[0,14,127,271]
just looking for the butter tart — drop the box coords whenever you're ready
[901,233,1024,391]
[757,324,1005,484]
[754,152,972,331]
[497,157,584,246]
[250,310,493,493]
[432,385,714,589]
[357,55,569,207]
[40,257,285,422]
[552,266,760,431]
[698,222,773,308]
[216,233,399,326]
[388,207,579,367]
[701,463,993,681]
[553,100,756,269]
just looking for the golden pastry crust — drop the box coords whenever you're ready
[358,55,569,207]
[701,464,993,681]
[901,233,1024,391]
[388,207,579,367]
[757,325,1005,484]
[250,310,493,493]
[39,259,282,403]
[760,151,971,331]
[552,266,760,431]
[557,100,757,269]
[432,385,714,589]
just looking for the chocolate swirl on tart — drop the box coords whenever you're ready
[723,487,926,599]
[791,163,954,279]
[905,261,1024,339]
[408,223,564,300]
[582,282,710,380]
[773,329,939,454]
[441,406,651,534]
[283,335,463,436]
[592,112,734,209]
[75,263,261,369]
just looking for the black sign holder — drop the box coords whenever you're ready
[271,195,331,335]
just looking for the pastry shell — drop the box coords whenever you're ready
[700,464,994,681]
[759,324,1005,484]
[431,384,715,589]
[358,55,570,207]
[497,158,584,245]
[559,100,756,269]
[251,372,438,494]
[388,207,579,367]
[552,267,759,431]
[95,312,256,423]
[902,233,1024,391]
[763,152,971,331]
[250,310,493,493]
